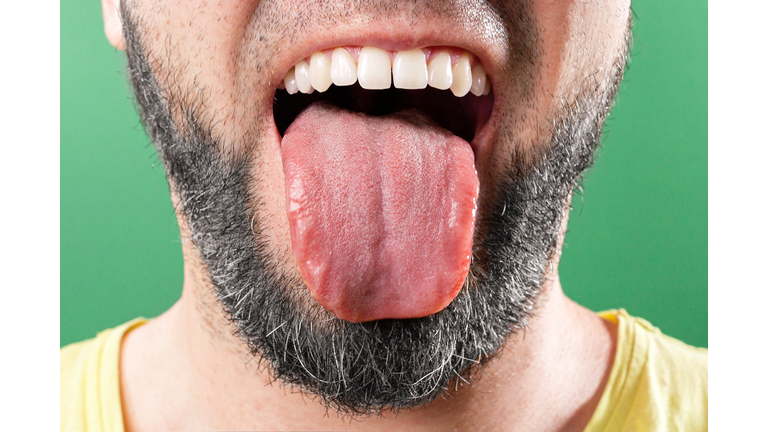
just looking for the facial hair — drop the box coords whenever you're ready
[121,1,630,416]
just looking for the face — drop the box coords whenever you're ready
[118,0,630,415]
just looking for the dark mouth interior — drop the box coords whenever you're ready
[273,84,493,142]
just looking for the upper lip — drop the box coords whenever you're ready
[269,21,498,95]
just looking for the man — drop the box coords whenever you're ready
[61,0,707,430]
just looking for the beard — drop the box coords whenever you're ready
[121,1,629,416]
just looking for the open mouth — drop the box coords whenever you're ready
[271,46,495,323]
[273,47,495,143]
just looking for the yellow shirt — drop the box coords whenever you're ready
[60,310,707,431]
[585,310,708,431]
[60,318,147,432]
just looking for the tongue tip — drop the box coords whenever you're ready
[309,266,470,323]
[319,291,462,323]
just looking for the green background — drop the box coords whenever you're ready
[61,1,707,348]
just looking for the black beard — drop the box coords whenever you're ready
[122,3,629,416]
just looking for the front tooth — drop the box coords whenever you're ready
[309,52,332,92]
[357,47,391,90]
[427,51,452,90]
[331,48,357,86]
[483,79,491,95]
[284,67,298,94]
[393,50,428,90]
[450,53,472,97]
[469,63,487,96]
[295,60,312,93]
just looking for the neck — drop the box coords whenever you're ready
[120,256,616,432]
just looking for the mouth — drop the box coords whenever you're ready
[273,46,495,143]
[270,44,496,323]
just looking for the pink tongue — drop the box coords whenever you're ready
[281,103,478,322]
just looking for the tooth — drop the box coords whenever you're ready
[483,79,491,95]
[284,67,298,94]
[309,52,332,92]
[450,53,472,97]
[331,48,357,87]
[427,51,452,90]
[295,60,312,93]
[393,50,428,90]
[470,63,487,96]
[357,47,391,90]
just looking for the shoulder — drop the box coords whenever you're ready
[633,314,708,389]
[60,335,104,432]
[631,313,708,429]
[60,319,148,432]
[586,310,707,432]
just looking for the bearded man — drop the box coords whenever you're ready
[61,0,707,430]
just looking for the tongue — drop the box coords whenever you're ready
[281,102,478,322]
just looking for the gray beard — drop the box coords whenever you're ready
[121,2,629,416]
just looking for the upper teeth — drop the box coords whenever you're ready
[450,53,472,97]
[282,47,491,97]
[392,50,429,90]
[309,52,333,93]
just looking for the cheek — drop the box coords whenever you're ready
[476,0,630,205]
[127,0,305,272]
[532,0,630,103]
[129,0,275,142]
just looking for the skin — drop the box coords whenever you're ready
[103,0,630,430]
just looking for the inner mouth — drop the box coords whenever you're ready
[274,84,494,143]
